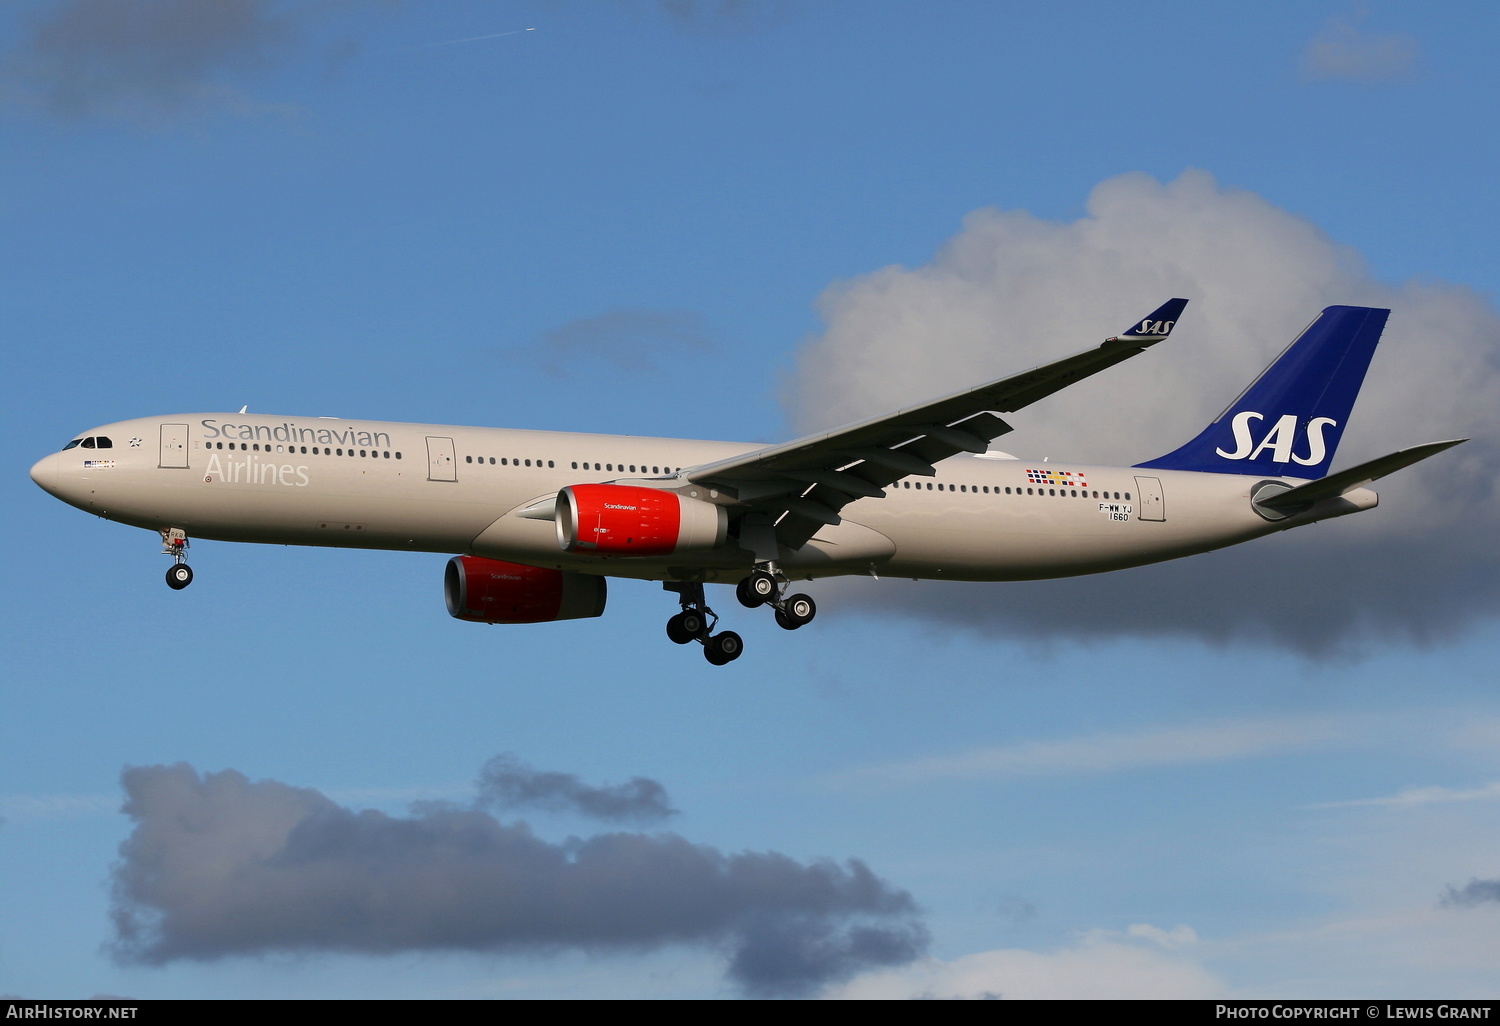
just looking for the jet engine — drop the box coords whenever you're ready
[555,483,728,557]
[444,555,607,624]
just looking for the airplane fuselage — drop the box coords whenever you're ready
[29,412,1366,585]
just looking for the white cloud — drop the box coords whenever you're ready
[788,169,1500,651]
[829,714,1351,790]
[1304,782,1500,811]
[828,925,1222,999]
[1300,12,1419,84]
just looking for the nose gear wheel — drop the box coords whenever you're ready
[160,528,193,590]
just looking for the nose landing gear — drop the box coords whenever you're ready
[161,528,193,590]
[664,581,743,665]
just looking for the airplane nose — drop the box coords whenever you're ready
[30,453,65,497]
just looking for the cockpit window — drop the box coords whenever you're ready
[81,437,96,449]
[94,436,112,448]
[62,439,82,450]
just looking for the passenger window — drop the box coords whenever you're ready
[548,461,554,468]
[395,452,402,459]
[466,456,472,463]
[1125,492,1132,500]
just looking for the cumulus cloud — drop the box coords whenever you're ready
[511,309,713,377]
[827,924,1222,1000]
[1300,11,1419,84]
[2,0,369,120]
[109,762,925,997]
[475,752,676,822]
[789,169,1500,653]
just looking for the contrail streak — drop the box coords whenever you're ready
[420,28,536,49]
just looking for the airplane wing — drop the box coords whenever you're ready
[685,298,1189,548]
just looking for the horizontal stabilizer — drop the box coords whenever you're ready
[1255,439,1467,511]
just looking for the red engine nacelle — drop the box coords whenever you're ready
[555,483,728,557]
[444,556,607,624]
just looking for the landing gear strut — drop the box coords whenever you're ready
[664,581,743,665]
[736,563,816,631]
[161,528,193,590]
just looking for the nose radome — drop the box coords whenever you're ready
[30,453,64,497]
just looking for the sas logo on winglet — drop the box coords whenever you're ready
[1135,319,1175,336]
[1215,412,1337,466]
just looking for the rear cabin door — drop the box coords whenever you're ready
[1134,475,1165,521]
[158,423,189,468]
[426,436,457,482]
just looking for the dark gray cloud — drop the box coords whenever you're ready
[110,762,925,997]
[475,753,676,822]
[511,309,712,377]
[789,170,1500,656]
[7,0,294,118]
[3,0,381,120]
[822,524,1492,657]
[1442,879,1500,908]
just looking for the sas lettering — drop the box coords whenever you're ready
[1215,412,1336,466]
[1136,319,1174,335]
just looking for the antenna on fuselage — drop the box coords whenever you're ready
[238,405,248,414]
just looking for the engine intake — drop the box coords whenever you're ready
[445,555,607,624]
[555,483,727,557]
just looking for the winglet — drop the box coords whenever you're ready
[1110,298,1189,344]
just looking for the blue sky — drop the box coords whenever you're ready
[5,0,1500,999]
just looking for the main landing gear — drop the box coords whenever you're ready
[735,565,816,631]
[663,566,817,667]
[664,582,743,665]
[161,528,193,590]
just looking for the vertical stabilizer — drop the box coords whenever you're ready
[1136,306,1388,479]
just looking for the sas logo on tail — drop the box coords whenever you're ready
[1215,412,1336,466]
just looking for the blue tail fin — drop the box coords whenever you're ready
[1135,306,1389,479]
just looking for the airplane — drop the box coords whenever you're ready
[29,300,1464,665]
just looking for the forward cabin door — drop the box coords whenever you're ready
[426,436,457,482]
[158,423,189,468]
[1134,475,1165,521]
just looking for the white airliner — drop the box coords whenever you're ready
[30,300,1462,664]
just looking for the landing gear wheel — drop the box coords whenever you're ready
[680,609,707,638]
[704,631,743,665]
[749,570,778,601]
[775,593,815,630]
[165,563,194,590]
[736,578,764,608]
[666,612,694,645]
